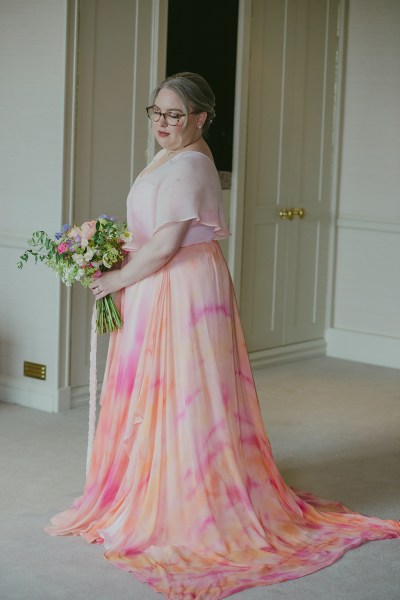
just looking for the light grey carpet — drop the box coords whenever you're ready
[0,357,399,600]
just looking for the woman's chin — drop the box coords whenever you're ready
[156,131,170,144]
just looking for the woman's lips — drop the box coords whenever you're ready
[158,131,169,137]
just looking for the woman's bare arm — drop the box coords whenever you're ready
[89,220,192,299]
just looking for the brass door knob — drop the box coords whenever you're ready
[293,207,306,219]
[279,208,294,220]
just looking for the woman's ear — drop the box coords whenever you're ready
[196,111,208,129]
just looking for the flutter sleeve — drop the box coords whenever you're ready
[154,153,230,240]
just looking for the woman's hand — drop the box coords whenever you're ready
[89,270,123,300]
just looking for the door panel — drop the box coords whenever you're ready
[241,0,339,353]
[284,218,329,343]
[240,0,287,352]
[241,222,286,351]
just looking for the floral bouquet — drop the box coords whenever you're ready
[17,215,133,334]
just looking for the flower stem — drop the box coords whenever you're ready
[96,295,123,334]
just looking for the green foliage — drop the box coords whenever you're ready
[16,231,57,269]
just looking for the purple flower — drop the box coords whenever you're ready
[98,214,117,221]
[55,223,71,240]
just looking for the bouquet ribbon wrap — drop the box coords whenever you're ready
[86,302,98,475]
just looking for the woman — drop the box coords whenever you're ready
[46,73,399,600]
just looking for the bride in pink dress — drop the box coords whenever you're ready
[46,72,400,600]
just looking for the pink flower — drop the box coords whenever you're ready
[68,226,82,240]
[93,270,102,278]
[57,243,68,254]
[81,220,97,240]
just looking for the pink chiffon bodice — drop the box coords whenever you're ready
[125,150,231,251]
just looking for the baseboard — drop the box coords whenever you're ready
[0,376,71,412]
[71,382,103,408]
[57,386,72,411]
[326,328,400,369]
[249,339,326,370]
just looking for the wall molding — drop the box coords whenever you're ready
[326,328,400,369]
[0,375,71,412]
[0,230,35,251]
[336,216,400,234]
[249,339,326,370]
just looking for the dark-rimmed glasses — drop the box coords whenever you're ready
[146,106,197,126]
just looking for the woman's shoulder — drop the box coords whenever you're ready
[173,150,215,166]
[162,151,221,199]
[169,151,218,180]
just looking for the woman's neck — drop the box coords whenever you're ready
[165,134,203,157]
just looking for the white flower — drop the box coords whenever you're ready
[72,253,85,266]
[102,256,111,268]
[75,270,84,281]
[84,248,94,261]
[123,231,133,242]
[81,238,89,248]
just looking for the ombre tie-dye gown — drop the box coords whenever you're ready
[46,151,400,600]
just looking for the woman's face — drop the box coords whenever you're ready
[150,88,200,152]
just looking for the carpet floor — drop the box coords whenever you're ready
[0,356,399,600]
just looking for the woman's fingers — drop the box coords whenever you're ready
[89,280,103,297]
[89,271,121,298]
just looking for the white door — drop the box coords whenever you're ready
[70,0,166,404]
[240,0,339,356]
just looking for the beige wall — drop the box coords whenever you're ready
[0,0,69,410]
[327,0,400,367]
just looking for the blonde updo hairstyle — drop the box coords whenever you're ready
[150,72,216,137]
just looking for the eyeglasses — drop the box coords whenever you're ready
[146,105,198,126]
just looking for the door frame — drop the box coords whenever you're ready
[228,0,252,296]
[324,0,347,332]
[57,0,79,410]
